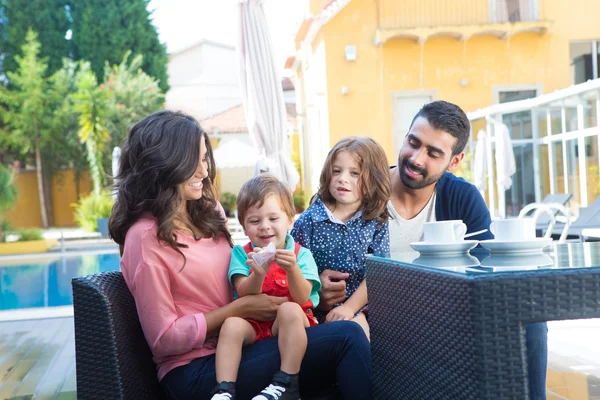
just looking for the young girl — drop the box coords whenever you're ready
[211,174,321,400]
[291,136,390,339]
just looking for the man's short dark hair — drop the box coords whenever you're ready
[409,100,470,156]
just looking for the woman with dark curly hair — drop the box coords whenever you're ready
[109,110,372,400]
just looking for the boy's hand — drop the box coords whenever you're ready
[325,304,354,322]
[274,249,298,272]
[246,248,272,276]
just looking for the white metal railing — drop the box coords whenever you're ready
[489,0,539,24]
[467,79,600,220]
[377,0,489,30]
[377,0,540,30]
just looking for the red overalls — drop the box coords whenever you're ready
[242,242,318,343]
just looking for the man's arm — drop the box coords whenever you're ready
[317,270,349,311]
[460,184,494,241]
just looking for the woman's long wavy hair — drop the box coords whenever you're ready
[314,136,390,224]
[109,110,232,268]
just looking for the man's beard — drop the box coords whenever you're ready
[398,157,446,190]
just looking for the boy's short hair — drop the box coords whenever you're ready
[236,174,296,226]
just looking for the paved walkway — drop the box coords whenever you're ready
[0,317,75,400]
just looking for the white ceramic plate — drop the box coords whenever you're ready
[409,240,479,256]
[479,238,552,254]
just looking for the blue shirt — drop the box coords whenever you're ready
[290,197,390,318]
[434,172,494,241]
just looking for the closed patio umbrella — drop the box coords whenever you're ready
[473,130,487,194]
[494,122,516,218]
[112,146,121,198]
[237,0,300,190]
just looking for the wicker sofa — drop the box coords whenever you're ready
[72,271,341,400]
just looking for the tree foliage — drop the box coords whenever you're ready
[103,52,165,149]
[0,164,17,242]
[0,26,165,227]
[1,0,70,76]
[0,29,52,227]
[71,61,110,195]
[71,0,169,92]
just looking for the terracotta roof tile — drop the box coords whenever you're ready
[201,103,297,134]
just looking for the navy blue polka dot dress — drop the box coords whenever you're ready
[290,197,390,322]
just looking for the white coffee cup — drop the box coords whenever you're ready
[489,218,536,242]
[423,220,467,243]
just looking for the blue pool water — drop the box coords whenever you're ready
[0,252,120,310]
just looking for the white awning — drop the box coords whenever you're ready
[213,139,258,169]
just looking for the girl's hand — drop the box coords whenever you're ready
[325,304,355,322]
[246,248,272,276]
[274,249,298,272]
[237,294,288,321]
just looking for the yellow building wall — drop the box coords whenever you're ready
[5,169,93,229]
[290,132,304,193]
[5,171,42,228]
[312,0,600,164]
[51,170,93,227]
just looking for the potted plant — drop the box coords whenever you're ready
[220,192,237,218]
[73,190,115,236]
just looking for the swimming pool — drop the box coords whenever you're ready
[0,251,120,311]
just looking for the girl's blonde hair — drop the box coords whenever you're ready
[315,136,390,223]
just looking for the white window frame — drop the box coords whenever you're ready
[390,89,438,157]
[490,84,543,218]
[569,40,600,84]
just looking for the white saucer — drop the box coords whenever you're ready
[479,238,552,254]
[409,240,479,256]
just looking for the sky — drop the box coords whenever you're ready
[147,0,308,73]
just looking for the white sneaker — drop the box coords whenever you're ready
[252,384,287,400]
[211,392,233,400]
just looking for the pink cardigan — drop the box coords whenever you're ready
[120,214,232,380]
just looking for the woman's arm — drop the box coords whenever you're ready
[129,261,212,357]
[129,259,285,358]
[203,294,285,334]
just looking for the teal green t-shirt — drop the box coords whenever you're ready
[228,234,321,307]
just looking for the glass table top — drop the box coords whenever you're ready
[373,241,600,275]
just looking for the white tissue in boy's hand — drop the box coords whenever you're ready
[251,242,276,267]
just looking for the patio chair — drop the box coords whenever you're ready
[518,201,571,242]
[72,271,165,400]
[535,197,600,241]
[72,271,341,400]
[563,197,600,240]
[534,193,572,232]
